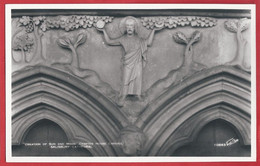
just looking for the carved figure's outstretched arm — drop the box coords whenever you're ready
[98,28,121,46]
[147,29,155,46]
[147,27,162,46]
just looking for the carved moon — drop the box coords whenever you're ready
[96,20,105,29]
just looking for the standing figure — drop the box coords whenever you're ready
[98,16,161,106]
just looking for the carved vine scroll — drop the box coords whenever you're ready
[40,15,113,32]
[141,16,217,29]
[13,15,114,64]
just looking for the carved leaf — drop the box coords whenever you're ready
[75,33,87,48]
[57,38,71,49]
[238,18,250,32]
[19,16,31,26]
[173,32,188,45]
[191,21,197,27]
[33,17,40,25]
[225,20,238,33]
[190,31,201,44]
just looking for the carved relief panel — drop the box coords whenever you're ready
[10,8,252,157]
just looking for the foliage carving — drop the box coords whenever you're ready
[224,18,250,72]
[141,16,217,30]
[12,34,34,63]
[144,31,206,103]
[57,33,87,68]
[40,15,113,32]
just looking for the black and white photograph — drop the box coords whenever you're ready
[5,4,256,162]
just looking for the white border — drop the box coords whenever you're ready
[5,4,256,163]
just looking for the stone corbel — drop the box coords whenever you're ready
[119,126,146,156]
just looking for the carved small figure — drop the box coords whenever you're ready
[12,34,34,63]
[225,18,250,71]
[120,126,146,156]
[57,33,87,68]
[97,16,162,106]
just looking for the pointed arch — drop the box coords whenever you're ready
[135,66,251,156]
[12,66,128,156]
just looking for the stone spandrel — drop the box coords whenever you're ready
[11,15,251,105]
[10,9,252,157]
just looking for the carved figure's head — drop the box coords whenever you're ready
[120,126,146,156]
[119,16,139,36]
[125,18,135,35]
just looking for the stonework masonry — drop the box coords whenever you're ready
[11,9,251,156]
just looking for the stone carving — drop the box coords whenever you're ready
[144,31,206,103]
[173,31,207,70]
[51,63,119,102]
[141,16,217,29]
[19,16,46,61]
[119,126,146,156]
[12,34,34,63]
[40,15,113,32]
[97,16,162,106]
[224,18,250,72]
[12,19,24,63]
[54,34,118,101]
[121,98,146,124]
[57,33,87,68]
[15,15,113,63]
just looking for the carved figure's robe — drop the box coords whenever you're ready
[119,35,148,96]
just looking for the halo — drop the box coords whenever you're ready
[119,16,140,35]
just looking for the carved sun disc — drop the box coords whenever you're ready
[96,20,105,29]
[155,22,164,28]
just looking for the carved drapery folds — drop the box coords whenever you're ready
[12,65,251,156]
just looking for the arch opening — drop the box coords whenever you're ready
[12,119,93,156]
[170,119,251,156]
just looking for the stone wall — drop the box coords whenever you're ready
[11,9,252,156]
